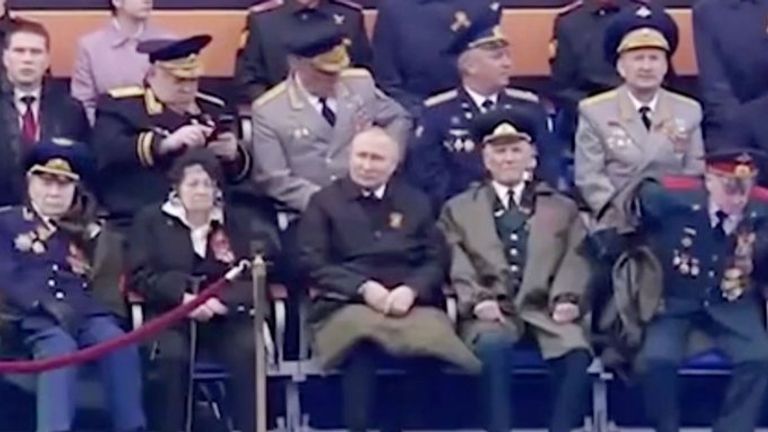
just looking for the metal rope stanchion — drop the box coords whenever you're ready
[252,253,268,432]
[185,276,205,432]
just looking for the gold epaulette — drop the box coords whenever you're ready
[579,89,618,108]
[330,0,363,10]
[249,0,283,13]
[108,86,145,99]
[253,82,287,107]
[196,92,225,107]
[339,67,372,78]
[505,87,539,103]
[424,89,459,107]
[668,91,701,108]
[556,0,583,16]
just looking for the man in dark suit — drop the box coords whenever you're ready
[91,34,251,230]
[234,0,372,104]
[635,148,768,432]
[298,127,480,432]
[406,4,559,209]
[0,19,89,207]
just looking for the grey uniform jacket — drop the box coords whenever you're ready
[574,85,705,217]
[251,68,412,211]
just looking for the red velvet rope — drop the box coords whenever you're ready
[0,263,248,374]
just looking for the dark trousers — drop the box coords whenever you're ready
[22,316,145,432]
[148,316,256,432]
[639,311,768,432]
[341,341,438,432]
[472,329,591,432]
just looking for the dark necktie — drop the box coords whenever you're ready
[319,97,336,126]
[481,99,495,112]
[20,95,38,144]
[638,106,652,131]
[714,210,728,241]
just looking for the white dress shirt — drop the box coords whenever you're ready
[464,86,499,112]
[14,87,42,135]
[491,180,525,210]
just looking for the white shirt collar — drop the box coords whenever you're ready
[295,74,337,113]
[708,202,742,234]
[14,87,41,109]
[361,183,387,199]
[491,180,525,209]
[161,198,225,257]
[464,86,498,112]
[626,89,659,114]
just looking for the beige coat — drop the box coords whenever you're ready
[438,182,592,359]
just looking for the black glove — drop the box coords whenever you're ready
[40,300,79,335]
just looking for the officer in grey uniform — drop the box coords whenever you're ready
[251,19,411,212]
[574,4,705,220]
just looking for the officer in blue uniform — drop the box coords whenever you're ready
[636,148,768,432]
[406,4,559,209]
[693,0,768,138]
[0,138,146,432]
[372,0,496,115]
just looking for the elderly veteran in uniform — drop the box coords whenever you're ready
[92,34,252,230]
[251,19,411,213]
[632,148,768,432]
[407,4,558,209]
[575,4,705,225]
[439,108,592,432]
[0,138,145,432]
[298,127,480,432]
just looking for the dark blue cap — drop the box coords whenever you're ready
[603,4,678,64]
[445,4,507,56]
[284,19,351,72]
[137,34,212,63]
[471,107,539,146]
[285,19,345,58]
[24,137,94,182]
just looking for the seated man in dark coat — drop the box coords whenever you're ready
[634,147,768,432]
[439,108,593,432]
[127,149,278,432]
[298,127,480,432]
[0,138,145,432]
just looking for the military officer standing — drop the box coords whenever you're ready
[633,149,768,432]
[234,0,372,104]
[407,5,556,209]
[575,5,704,220]
[0,138,145,432]
[251,20,410,212]
[372,0,496,115]
[92,34,251,229]
[549,0,638,140]
[439,109,593,432]
[693,0,768,138]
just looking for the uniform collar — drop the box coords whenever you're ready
[340,176,390,201]
[286,0,325,14]
[463,85,499,112]
[491,180,525,209]
[161,197,224,230]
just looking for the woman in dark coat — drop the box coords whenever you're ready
[127,148,278,432]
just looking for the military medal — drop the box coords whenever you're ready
[13,233,33,252]
[607,122,631,149]
[389,212,403,229]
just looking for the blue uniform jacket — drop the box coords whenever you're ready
[406,86,559,208]
[639,176,768,338]
[0,206,105,324]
